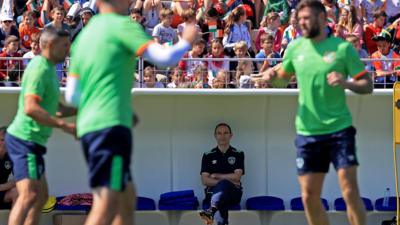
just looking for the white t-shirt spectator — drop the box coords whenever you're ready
[152,23,177,45]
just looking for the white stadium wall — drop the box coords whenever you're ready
[0,88,395,209]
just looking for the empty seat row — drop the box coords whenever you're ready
[138,194,395,211]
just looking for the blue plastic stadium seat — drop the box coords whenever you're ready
[290,197,329,211]
[375,197,397,211]
[334,197,373,211]
[246,196,285,210]
[137,197,156,210]
[202,203,241,210]
[158,190,199,210]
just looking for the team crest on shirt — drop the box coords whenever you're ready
[323,52,336,63]
[296,54,305,61]
[212,160,217,164]
[23,35,29,41]
[228,157,236,165]
[4,161,11,170]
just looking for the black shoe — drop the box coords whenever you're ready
[199,209,214,225]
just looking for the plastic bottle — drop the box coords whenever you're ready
[383,188,391,208]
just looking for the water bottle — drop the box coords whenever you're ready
[383,188,391,208]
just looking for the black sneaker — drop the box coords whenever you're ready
[199,209,214,225]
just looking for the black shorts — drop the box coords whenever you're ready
[5,133,46,181]
[81,126,132,191]
[295,126,359,175]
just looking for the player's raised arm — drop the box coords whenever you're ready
[143,22,198,68]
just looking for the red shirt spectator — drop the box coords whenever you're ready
[364,10,386,55]
[0,36,22,83]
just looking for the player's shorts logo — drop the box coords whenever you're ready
[228,157,236,165]
[296,158,304,169]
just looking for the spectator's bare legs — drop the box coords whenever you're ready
[84,188,119,225]
[111,183,136,225]
[337,166,366,225]
[298,173,330,225]
[8,177,48,225]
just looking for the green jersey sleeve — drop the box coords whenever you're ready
[282,43,295,74]
[118,19,152,56]
[343,43,366,79]
[25,68,47,100]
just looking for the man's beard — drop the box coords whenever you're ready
[304,22,321,38]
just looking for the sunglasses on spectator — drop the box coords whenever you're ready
[3,20,12,23]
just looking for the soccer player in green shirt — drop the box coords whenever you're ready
[65,0,197,224]
[5,28,76,225]
[262,1,373,225]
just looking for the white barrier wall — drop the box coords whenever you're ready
[0,89,395,209]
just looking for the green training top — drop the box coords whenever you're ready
[282,36,366,136]
[69,13,151,137]
[8,56,60,146]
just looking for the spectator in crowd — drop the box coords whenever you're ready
[178,38,206,78]
[44,7,71,35]
[222,6,252,57]
[281,10,302,53]
[387,17,400,54]
[385,0,400,23]
[236,60,254,88]
[177,9,200,40]
[200,7,225,46]
[0,14,19,48]
[171,0,198,28]
[153,8,177,45]
[212,75,226,88]
[335,6,363,42]
[199,123,244,225]
[71,6,94,41]
[263,0,290,25]
[130,7,144,29]
[360,0,384,24]
[371,30,400,88]
[142,0,162,35]
[230,41,253,81]
[256,12,282,53]
[0,126,17,210]
[206,38,229,84]
[142,66,165,88]
[346,34,372,71]
[0,35,22,86]
[167,67,185,88]
[22,32,41,67]
[256,34,280,72]
[18,11,40,53]
[192,64,211,88]
[364,10,386,55]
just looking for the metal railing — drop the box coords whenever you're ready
[1,57,400,89]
